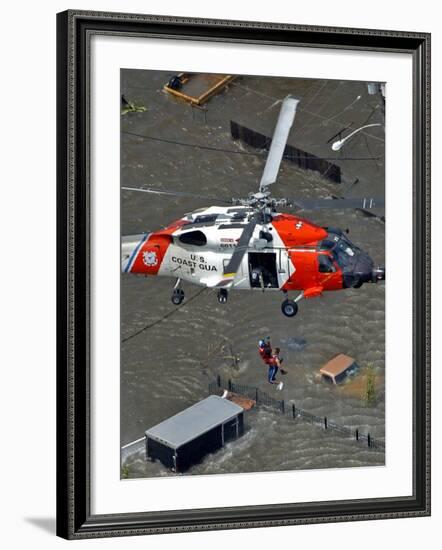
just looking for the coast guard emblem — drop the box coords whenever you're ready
[143,250,158,267]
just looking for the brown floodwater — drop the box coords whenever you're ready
[120,69,385,478]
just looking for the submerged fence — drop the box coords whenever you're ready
[121,437,145,463]
[209,376,385,451]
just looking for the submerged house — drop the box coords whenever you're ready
[145,395,244,473]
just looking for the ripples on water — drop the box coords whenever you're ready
[121,70,385,477]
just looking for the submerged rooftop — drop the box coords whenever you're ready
[145,395,243,449]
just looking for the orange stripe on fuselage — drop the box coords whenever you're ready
[272,214,327,246]
[129,218,188,275]
[272,214,343,292]
[282,248,343,292]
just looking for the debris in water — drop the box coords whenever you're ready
[280,337,307,351]
[121,94,147,115]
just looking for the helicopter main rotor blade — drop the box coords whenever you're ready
[259,96,299,191]
[223,215,259,277]
[289,197,385,210]
[122,186,232,204]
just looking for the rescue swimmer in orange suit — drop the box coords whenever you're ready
[258,337,272,365]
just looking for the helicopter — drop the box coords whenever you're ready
[121,96,385,317]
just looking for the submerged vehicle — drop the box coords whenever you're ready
[319,354,359,385]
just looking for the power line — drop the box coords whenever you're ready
[122,130,379,162]
[123,130,260,157]
[229,80,385,143]
[121,287,207,343]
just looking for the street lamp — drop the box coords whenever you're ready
[331,123,382,151]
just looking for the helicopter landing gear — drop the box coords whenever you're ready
[171,279,185,305]
[353,279,363,289]
[171,289,185,305]
[217,288,228,304]
[281,299,298,317]
[281,291,303,317]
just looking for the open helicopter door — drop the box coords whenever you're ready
[248,252,279,289]
[277,248,295,286]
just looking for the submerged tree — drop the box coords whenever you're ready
[199,336,240,376]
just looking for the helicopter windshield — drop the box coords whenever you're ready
[320,230,359,268]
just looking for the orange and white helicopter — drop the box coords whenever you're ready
[122,96,385,317]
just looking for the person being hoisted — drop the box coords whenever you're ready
[268,347,284,391]
[258,337,272,365]
[258,337,288,391]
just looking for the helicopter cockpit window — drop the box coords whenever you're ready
[336,239,355,257]
[319,239,335,250]
[320,232,359,269]
[178,230,207,247]
[318,254,335,273]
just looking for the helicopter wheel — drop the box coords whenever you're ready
[171,288,185,305]
[217,289,228,304]
[353,279,363,288]
[281,299,298,317]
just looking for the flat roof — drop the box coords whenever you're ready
[319,354,356,377]
[145,395,243,449]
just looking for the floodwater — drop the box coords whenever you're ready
[120,70,385,477]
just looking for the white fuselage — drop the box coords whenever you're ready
[157,206,295,290]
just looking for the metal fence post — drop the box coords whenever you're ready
[228,379,232,392]
[355,428,359,441]
[324,417,328,429]
[292,403,296,418]
[255,387,258,402]
[367,433,371,447]
[217,374,221,388]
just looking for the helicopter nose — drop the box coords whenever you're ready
[342,252,384,288]
[371,266,385,282]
